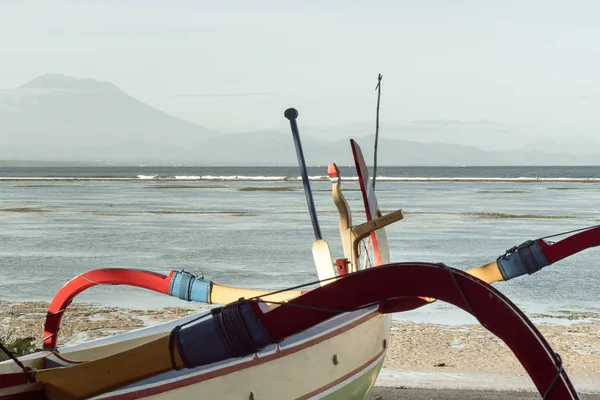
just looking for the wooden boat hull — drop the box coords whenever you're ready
[1,307,390,400]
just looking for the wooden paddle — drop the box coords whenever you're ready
[284,108,337,284]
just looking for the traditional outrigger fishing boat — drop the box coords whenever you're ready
[1,99,600,399]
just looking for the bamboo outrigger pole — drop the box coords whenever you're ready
[372,73,383,190]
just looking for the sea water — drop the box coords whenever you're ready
[1,166,599,325]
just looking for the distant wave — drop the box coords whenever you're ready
[2,175,600,183]
[375,176,600,182]
[137,175,334,181]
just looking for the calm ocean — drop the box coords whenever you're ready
[1,165,600,325]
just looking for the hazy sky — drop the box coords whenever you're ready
[2,1,599,144]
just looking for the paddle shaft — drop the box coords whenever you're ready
[284,108,322,240]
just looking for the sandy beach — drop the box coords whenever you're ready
[2,301,599,398]
[366,387,600,399]
[379,319,600,393]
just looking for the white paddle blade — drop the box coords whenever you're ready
[312,240,336,284]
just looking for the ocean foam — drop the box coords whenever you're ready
[2,176,600,182]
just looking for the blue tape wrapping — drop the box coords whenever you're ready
[169,270,211,303]
[175,301,273,368]
[496,241,549,281]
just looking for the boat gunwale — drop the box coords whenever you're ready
[95,311,387,399]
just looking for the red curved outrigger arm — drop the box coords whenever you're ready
[43,269,175,350]
[250,262,579,399]
[381,225,600,313]
[538,225,600,263]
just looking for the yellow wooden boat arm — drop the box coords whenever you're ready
[214,257,498,306]
[466,260,504,283]
[394,225,600,306]
[413,261,505,304]
[210,283,302,304]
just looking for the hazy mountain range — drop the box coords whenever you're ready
[1,73,598,166]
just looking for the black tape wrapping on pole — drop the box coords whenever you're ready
[284,108,323,240]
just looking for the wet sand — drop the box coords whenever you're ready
[367,387,600,399]
[379,321,600,394]
[0,301,198,347]
[2,301,599,398]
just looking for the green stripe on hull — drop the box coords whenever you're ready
[319,357,385,400]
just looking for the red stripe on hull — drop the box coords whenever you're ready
[102,311,381,399]
[0,373,30,390]
[296,349,385,400]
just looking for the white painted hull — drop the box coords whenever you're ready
[1,307,390,400]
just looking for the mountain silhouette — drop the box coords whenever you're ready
[1,74,598,166]
[1,73,216,163]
